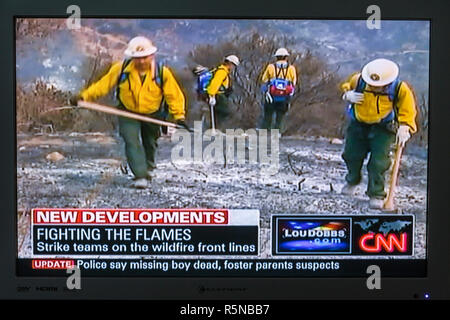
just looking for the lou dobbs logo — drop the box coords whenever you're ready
[352,216,414,256]
[273,217,351,255]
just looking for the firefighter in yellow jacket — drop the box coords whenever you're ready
[206,55,240,129]
[340,58,417,209]
[71,36,187,188]
[261,48,297,131]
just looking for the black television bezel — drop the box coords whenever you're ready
[1,0,449,300]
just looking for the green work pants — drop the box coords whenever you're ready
[212,94,230,129]
[261,100,289,130]
[342,121,395,198]
[118,112,161,179]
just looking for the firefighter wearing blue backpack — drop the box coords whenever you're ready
[261,48,297,132]
[71,36,188,189]
[340,58,417,209]
[204,55,240,129]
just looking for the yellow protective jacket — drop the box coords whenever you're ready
[261,60,297,85]
[206,64,231,96]
[80,60,186,120]
[341,73,417,133]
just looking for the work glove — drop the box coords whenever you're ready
[208,95,216,107]
[69,94,82,106]
[265,91,273,104]
[342,90,364,104]
[396,125,411,147]
[176,119,191,132]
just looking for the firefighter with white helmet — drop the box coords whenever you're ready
[123,36,157,57]
[205,54,240,129]
[71,36,187,188]
[224,55,240,67]
[274,48,290,57]
[261,47,297,132]
[340,58,417,209]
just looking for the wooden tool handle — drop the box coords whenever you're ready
[383,144,404,211]
[78,101,178,128]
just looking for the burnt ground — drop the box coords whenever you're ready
[17,131,427,259]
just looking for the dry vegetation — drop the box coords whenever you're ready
[15,18,66,40]
[16,80,118,133]
[412,92,428,146]
[16,48,118,133]
[16,29,428,145]
[187,32,344,136]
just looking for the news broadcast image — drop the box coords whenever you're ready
[16,18,429,277]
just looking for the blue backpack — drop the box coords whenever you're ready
[267,62,295,102]
[346,75,402,123]
[195,66,231,97]
[196,69,214,94]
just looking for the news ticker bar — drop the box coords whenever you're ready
[17,258,426,277]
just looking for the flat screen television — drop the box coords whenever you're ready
[1,0,449,303]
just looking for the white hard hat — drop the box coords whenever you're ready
[225,55,240,66]
[275,48,290,57]
[361,58,399,86]
[124,36,157,58]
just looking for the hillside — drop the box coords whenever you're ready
[16,19,430,96]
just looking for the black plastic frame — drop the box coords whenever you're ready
[1,0,449,300]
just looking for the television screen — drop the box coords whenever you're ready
[16,18,429,280]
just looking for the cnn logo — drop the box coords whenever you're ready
[359,233,408,253]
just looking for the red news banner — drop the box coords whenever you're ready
[31,259,74,269]
[33,209,229,225]
[31,208,259,258]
